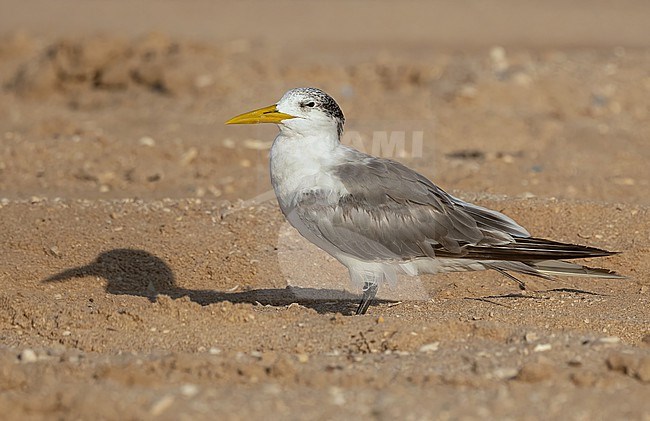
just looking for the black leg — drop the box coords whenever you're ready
[492,267,526,290]
[355,281,379,315]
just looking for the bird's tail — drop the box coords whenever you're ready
[457,236,624,279]
[486,259,625,280]
[531,259,624,279]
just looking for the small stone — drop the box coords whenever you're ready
[533,343,552,352]
[489,46,508,72]
[67,354,82,364]
[19,349,38,363]
[297,353,309,363]
[48,246,61,257]
[459,84,478,99]
[146,173,162,182]
[567,357,582,367]
[493,367,518,380]
[208,186,222,198]
[180,147,198,166]
[596,336,621,345]
[180,383,199,397]
[138,136,156,147]
[609,175,633,187]
[194,74,214,89]
[208,347,222,355]
[513,72,532,87]
[418,342,440,353]
[150,395,175,416]
[329,386,346,406]
[525,332,539,343]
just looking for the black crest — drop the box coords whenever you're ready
[294,87,345,137]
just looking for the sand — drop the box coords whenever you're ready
[1,1,649,419]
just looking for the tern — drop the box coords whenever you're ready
[226,87,622,315]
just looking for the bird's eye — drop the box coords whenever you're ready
[303,101,316,108]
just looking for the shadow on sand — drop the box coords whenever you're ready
[42,248,392,315]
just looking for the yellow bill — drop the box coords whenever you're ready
[225,104,296,125]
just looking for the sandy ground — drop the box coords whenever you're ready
[1,1,649,419]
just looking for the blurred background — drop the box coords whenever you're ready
[1,0,648,204]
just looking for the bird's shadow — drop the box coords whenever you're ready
[42,248,390,315]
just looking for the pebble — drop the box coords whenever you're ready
[610,176,635,186]
[418,342,440,353]
[194,74,213,89]
[493,367,518,380]
[459,84,478,99]
[138,136,156,147]
[180,147,198,166]
[533,343,552,352]
[48,246,61,257]
[180,383,199,397]
[525,332,539,343]
[19,348,38,363]
[150,395,175,416]
[596,336,621,345]
[329,386,346,406]
[513,72,532,87]
[489,46,508,73]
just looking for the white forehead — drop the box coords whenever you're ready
[277,87,345,123]
[278,87,326,105]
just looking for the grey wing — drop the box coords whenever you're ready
[340,155,530,239]
[288,192,470,262]
[286,155,529,262]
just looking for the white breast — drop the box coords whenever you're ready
[270,131,349,212]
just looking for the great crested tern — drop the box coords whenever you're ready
[226,87,622,315]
